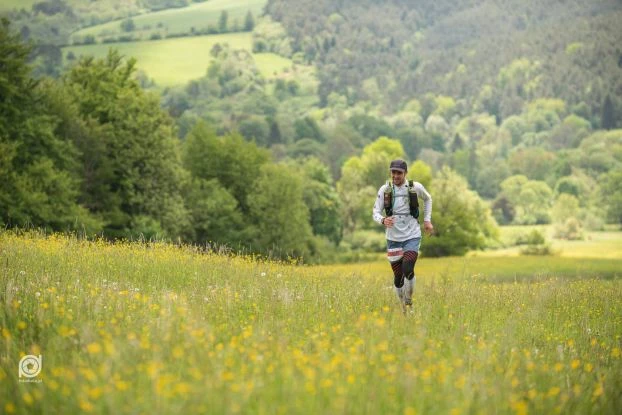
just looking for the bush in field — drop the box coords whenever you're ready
[423,167,498,257]
[552,194,584,240]
[554,217,584,240]
[519,229,553,255]
[344,230,386,252]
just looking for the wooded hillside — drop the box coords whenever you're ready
[267,0,622,126]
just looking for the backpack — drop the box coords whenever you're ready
[383,180,419,219]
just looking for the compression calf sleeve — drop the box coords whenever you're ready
[391,260,404,288]
[402,251,418,280]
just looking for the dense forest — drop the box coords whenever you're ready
[1,0,622,262]
[266,0,622,126]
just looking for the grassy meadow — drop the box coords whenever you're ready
[62,33,293,86]
[1,231,621,414]
[0,0,39,12]
[479,226,622,259]
[70,0,266,42]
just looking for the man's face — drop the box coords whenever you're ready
[391,169,406,186]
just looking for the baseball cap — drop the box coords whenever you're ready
[389,159,407,172]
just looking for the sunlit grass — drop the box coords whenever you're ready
[70,0,266,41]
[1,232,621,414]
[479,226,622,258]
[62,33,294,86]
[0,0,39,12]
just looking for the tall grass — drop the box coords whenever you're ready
[1,232,621,414]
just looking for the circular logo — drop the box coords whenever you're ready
[19,355,42,378]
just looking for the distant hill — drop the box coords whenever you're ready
[266,0,622,124]
[1,0,266,78]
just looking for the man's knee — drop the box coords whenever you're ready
[391,261,404,287]
[402,251,418,280]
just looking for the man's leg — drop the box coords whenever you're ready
[402,251,418,306]
[391,260,405,304]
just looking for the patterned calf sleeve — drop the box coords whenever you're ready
[402,251,418,280]
[391,260,404,288]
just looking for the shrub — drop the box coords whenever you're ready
[553,217,584,240]
[519,229,553,255]
[345,230,385,252]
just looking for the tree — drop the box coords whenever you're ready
[299,158,343,245]
[602,94,618,130]
[294,116,324,142]
[267,117,282,145]
[244,11,255,31]
[474,161,510,199]
[491,195,515,225]
[238,115,270,146]
[0,19,92,231]
[547,115,591,150]
[408,160,432,189]
[551,193,580,224]
[323,125,357,179]
[601,168,622,225]
[183,178,246,245]
[500,115,528,146]
[347,114,395,143]
[248,163,313,259]
[218,10,228,33]
[182,122,270,214]
[551,193,583,240]
[450,142,478,188]
[120,18,135,32]
[508,147,555,181]
[422,167,498,257]
[499,175,553,224]
[287,138,325,159]
[64,50,189,238]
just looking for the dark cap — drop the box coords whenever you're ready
[389,159,407,172]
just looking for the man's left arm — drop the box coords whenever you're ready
[416,183,434,235]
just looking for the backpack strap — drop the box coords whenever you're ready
[383,180,393,217]
[407,180,420,219]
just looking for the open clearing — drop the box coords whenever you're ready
[1,232,620,413]
[70,0,266,42]
[62,33,293,86]
[0,0,39,12]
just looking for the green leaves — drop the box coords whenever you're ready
[0,20,91,231]
[423,167,498,257]
[248,163,313,258]
[63,49,187,238]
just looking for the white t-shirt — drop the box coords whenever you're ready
[372,181,432,242]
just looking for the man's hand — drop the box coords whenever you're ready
[423,221,434,236]
[383,216,395,228]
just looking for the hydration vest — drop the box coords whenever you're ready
[383,180,420,219]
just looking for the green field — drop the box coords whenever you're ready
[478,227,622,259]
[62,33,293,86]
[1,232,621,414]
[70,0,266,42]
[0,0,39,12]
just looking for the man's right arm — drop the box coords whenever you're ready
[372,186,385,225]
